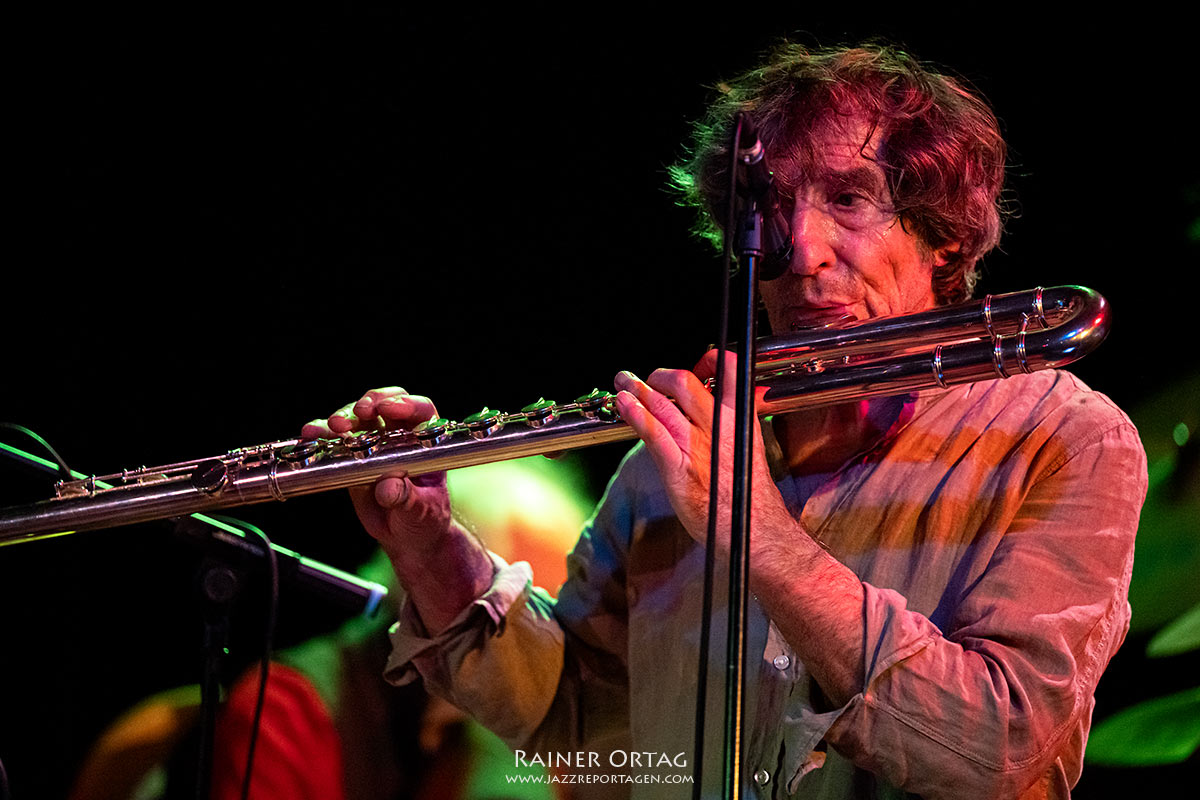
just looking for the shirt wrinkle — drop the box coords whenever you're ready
[1027,416,1138,486]
[384,370,1146,799]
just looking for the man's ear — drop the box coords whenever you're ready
[933,241,962,267]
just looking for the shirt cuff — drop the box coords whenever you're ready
[384,552,531,686]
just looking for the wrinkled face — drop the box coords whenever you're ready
[759,115,952,332]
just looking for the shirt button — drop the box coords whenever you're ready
[773,654,791,670]
[754,769,771,786]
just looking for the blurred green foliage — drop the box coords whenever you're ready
[1087,687,1200,766]
[1124,374,1200,632]
[1087,375,1200,769]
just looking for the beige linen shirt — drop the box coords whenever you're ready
[385,370,1147,799]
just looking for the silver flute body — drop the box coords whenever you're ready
[0,286,1110,546]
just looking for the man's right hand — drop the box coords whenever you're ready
[302,387,494,632]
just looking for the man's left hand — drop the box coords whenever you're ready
[612,350,793,554]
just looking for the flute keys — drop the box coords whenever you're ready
[191,459,228,494]
[521,398,557,428]
[414,417,450,446]
[343,429,383,458]
[278,439,324,467]
[463,407,503,439]
[575,389,615,419]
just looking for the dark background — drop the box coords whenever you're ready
[2,9,1197,798]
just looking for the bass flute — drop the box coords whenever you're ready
[0,285,1110,546]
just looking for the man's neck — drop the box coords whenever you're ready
[774,396,907,476]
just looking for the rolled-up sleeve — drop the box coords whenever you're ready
[383,553,565,745]
[383,448,640,752]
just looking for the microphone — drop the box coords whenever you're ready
[173,516,387,618]
[734,114,791,281]
[735,116,774,199]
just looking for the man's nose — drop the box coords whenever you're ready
[789,203,837,276]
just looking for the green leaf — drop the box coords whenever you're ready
[1086,686,1200,766]
[1148,601,1200,658]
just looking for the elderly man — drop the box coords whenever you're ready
[306,44,1146,799]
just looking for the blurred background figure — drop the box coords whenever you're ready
[68,455,594,800]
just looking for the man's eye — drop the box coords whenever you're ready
[833,192,865,207]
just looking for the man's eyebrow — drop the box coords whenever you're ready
[773,163,890,199]
[819,165,886,193]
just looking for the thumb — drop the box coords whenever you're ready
[693,348,722,382]
[375,475,411,508]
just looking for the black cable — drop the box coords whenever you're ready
[1,426,313,799]
[0,422,73,481]
[212,516,279,800]
[691,111,741,799]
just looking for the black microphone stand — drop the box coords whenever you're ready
[690,111,783,800]
[0,440,388,799]
[195,556,242,800]
[722,185,768,800]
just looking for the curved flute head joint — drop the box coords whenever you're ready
[0,286,1111,544]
